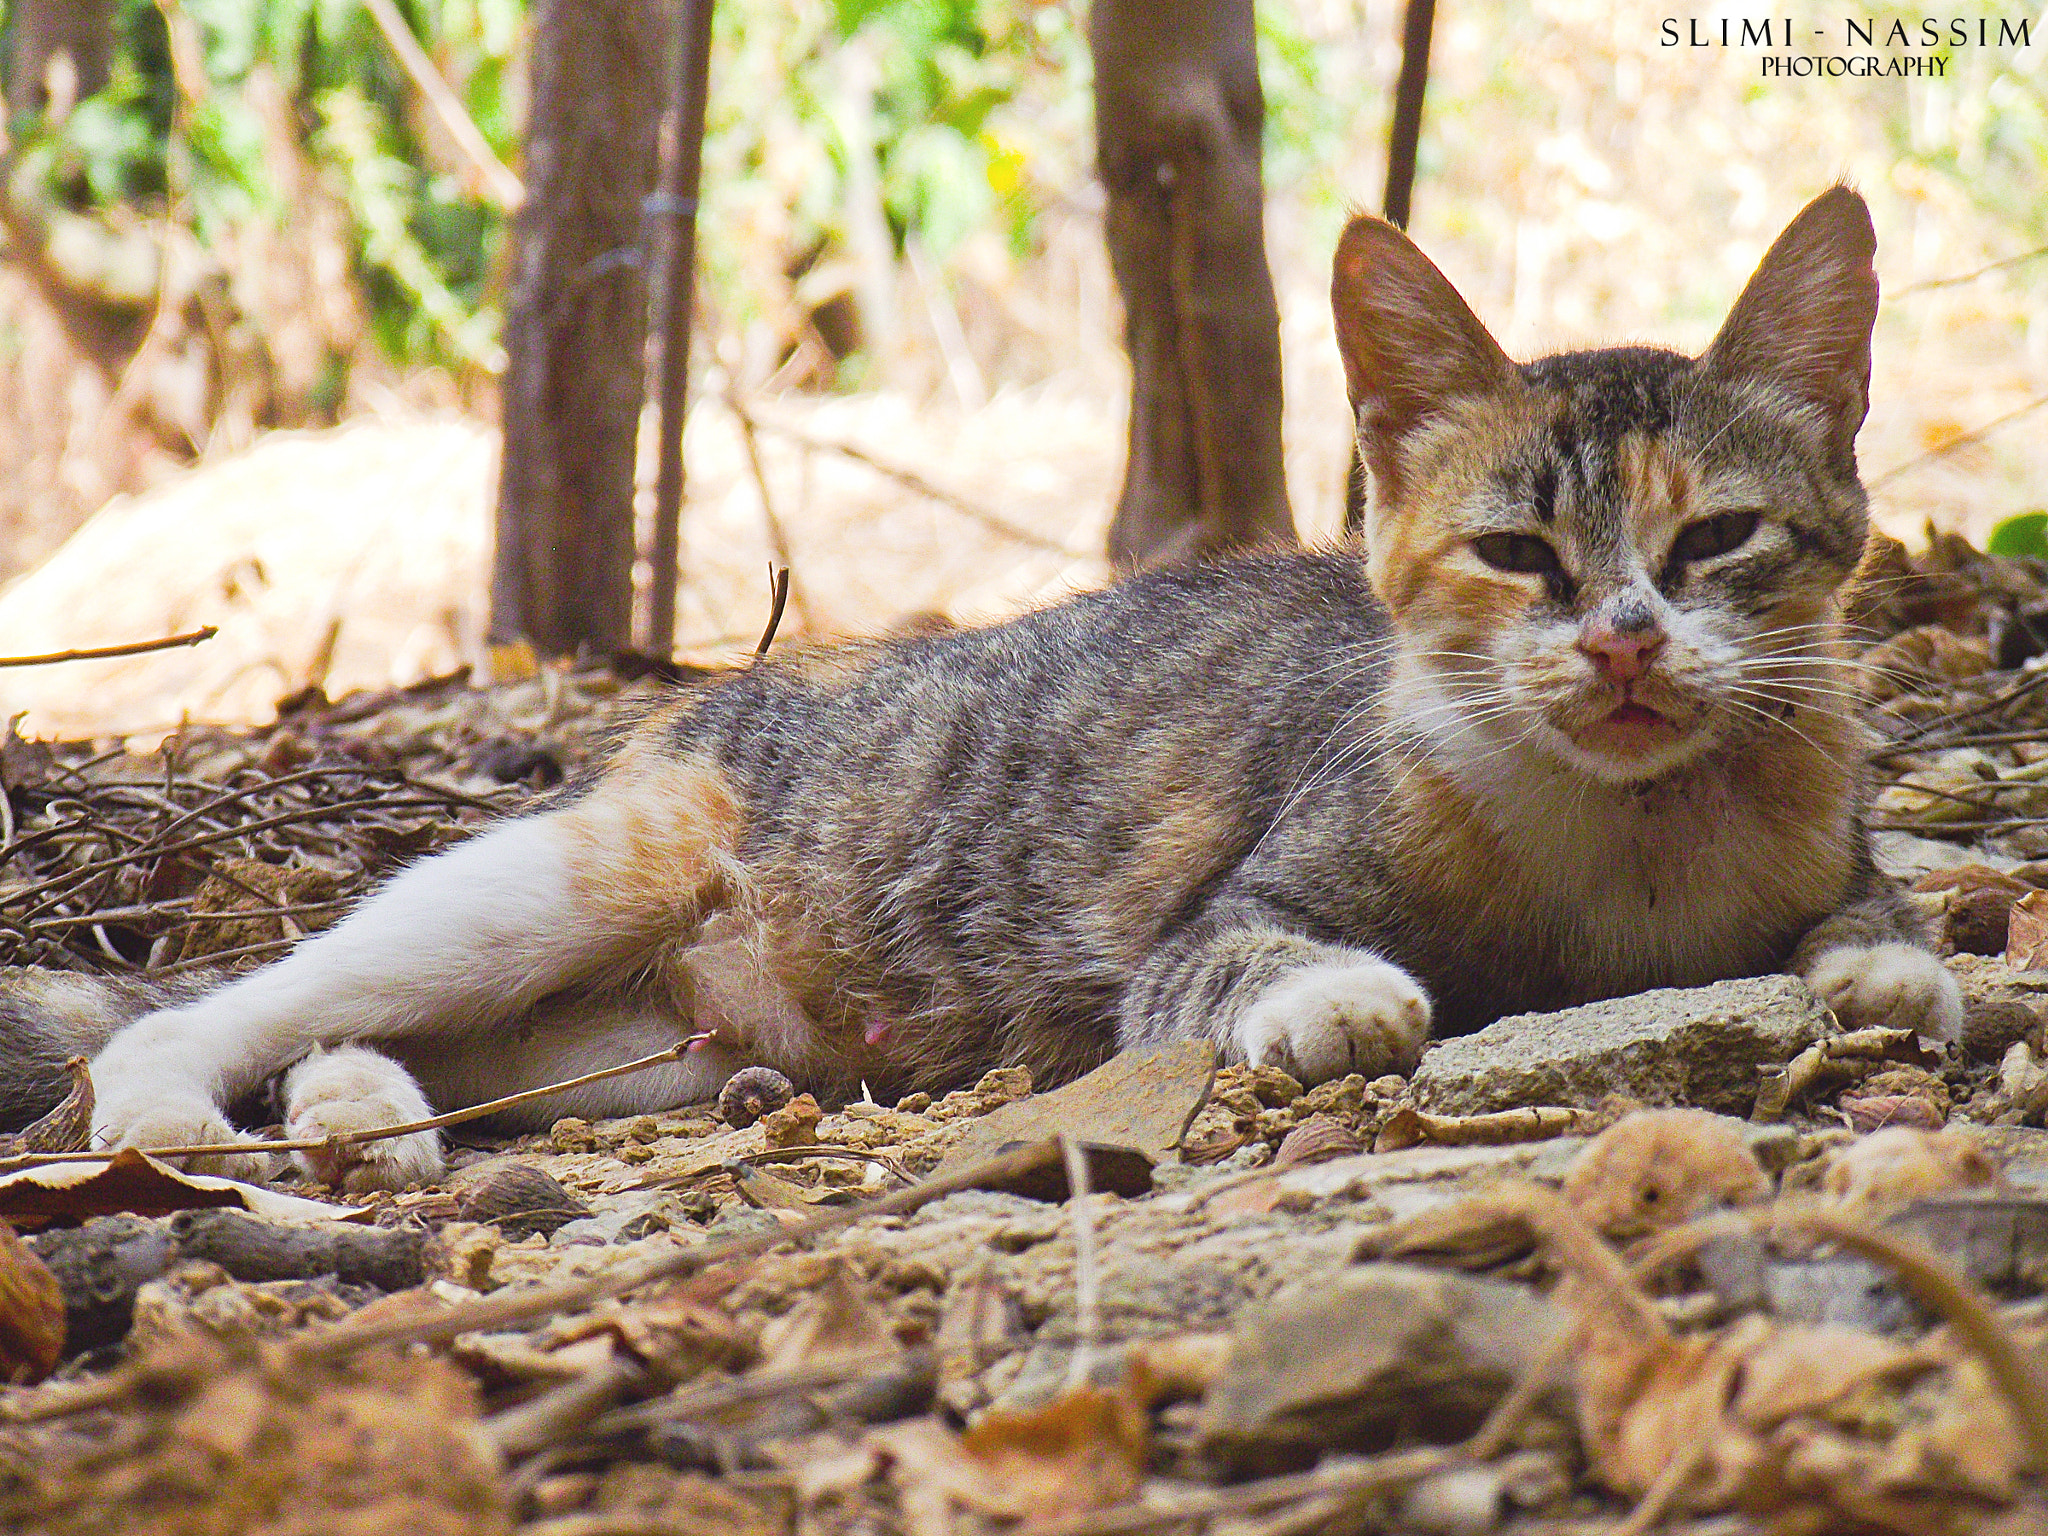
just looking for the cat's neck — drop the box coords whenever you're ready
[1372,667,1866,992]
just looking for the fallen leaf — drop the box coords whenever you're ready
[1375,1103,1600,1153]
[759,1261,899,1373]
[959,1377,1150,1522]
[0,1148,358,1229]
[1564,1109,1771,1238]
[2007,891,2048,970]
[0,1057,94,1157]
[934,1040,1214,1179]
[0,1221,64,1382]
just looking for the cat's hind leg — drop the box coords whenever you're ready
[1120,911,1432,1083]
[89,748,747,1167]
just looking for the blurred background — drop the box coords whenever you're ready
[0,0,2042,737]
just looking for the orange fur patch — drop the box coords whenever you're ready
[1616,433,1695,548]
[1097,791,1238,960]
[557,742,746,935]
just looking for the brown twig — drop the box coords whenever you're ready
[0,626,218,669]
[727,398,815,635]
[287,1138,1064,1363]
[739,406,1090,557]
[755,566,791,656]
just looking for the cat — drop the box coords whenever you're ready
[0,184,1959,1191]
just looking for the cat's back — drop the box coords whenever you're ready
[671,546,1393,806]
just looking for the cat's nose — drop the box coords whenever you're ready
[1577,616,1667,682]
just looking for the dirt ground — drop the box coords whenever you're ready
[5,525,2048,1532]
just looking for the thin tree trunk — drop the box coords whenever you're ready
[8,0,114,118]
[490,0,662,656]
[1092,0,1294,569]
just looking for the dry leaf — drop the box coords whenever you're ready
[1374,1103,1597,1153]
[759,1261,898,1373]
[1564,1109,1771,1238]
[0,1056,94,1157]
[1822,1128,2003,1210]
[0,1147,356,1229]
[959,1377,1150,1523]
[0,1220,65,1382]
[2007,891,2048,970]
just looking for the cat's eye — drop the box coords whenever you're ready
[1670,511,1760,564]
[1472,532,1563,577]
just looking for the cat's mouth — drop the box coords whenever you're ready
[1578,700,1681,754]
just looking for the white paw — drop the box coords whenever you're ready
[1236,959,1433,1083]
[92,1091,274,1183]
[1802,943,1963,1043]
[283,1046,444,1192]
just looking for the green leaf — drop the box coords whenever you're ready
[1986,511,2048,559]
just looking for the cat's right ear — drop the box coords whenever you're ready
[1332,216,1517,502]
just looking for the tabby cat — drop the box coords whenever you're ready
[0,185,1958,1190]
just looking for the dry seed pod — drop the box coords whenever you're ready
[0,1057,94,1158]
[719,1066,795,1128]
[1271,1113,1363,1170]
[449,1159,592,1238]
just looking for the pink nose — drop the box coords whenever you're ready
[1578,616,1667,683]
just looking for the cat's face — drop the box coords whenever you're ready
[1333,187,1879,784]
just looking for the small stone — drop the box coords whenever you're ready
[1298,1074,1368,1123]
[549,1117,598,1154]
[896,1091,933,1114]
[1254,1106,1300,1142]
[932,1041,1215,1181]
[1946,954,2048,1061]
[1368,1075,1409,1098]
[1200,1264,1564,1474]
[1245,1065,1303,1107]
[624,1116,662,1144]
[618,1142,655,1164]
[973,1067,1034,1106]
[1411,975,1832,1117]
[450,1159,593,1239]
[760,1093,823,1150]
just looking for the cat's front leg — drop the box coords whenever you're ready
[1788,865,1962,1042]
[1121,916,1433,1083]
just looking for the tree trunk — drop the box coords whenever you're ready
[490,0,662,656]
[1092,0,1294,569]
[8,0,115,119]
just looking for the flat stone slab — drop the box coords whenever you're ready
[1410,974,1833,1118]
[932,1040,1216,1180]
[1200,1262,1563,1473]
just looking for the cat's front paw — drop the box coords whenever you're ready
[1801,943,1963,1043]
[283,1046,444,1192]
[93,1091,274,1183]
[1236,959,1432,1084]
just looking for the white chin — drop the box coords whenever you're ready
[1546,724,1707,783]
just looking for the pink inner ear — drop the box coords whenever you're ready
[1701,187,1878,454]
[1330,215,1515,496]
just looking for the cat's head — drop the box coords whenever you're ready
[1333,186,1878,784]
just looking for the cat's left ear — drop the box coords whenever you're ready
[1332,215,1517,503]
[1700,185,1879,475]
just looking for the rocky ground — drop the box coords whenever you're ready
[6,529,2048,1533]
